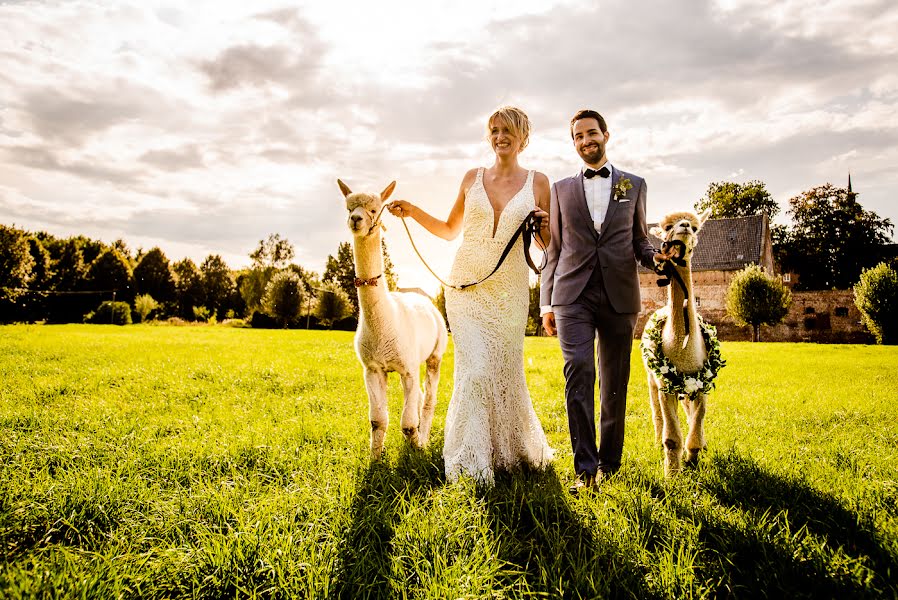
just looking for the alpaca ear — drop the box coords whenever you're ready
[380,181,397,201]
[337,179,352,198]
[698,209,712,226]
[650,226,664,238]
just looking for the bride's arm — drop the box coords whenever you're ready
[387,169,475,241]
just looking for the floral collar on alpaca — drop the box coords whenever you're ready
[613,176,633,200]
[640,308,726,396]
[354,274,382,287]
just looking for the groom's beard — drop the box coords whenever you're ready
[577,142,605,165]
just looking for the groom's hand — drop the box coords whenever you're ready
[542,312,557,337]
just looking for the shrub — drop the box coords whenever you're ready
[854,261,898,345]
[133,294,160,323]
[726,264,792,342]
[86,301,132,325]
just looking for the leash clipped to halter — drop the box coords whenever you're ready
[399,210,547,291]
[654,239,691,338]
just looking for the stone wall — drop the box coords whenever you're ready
[636,273,874,344]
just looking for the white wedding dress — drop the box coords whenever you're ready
[443,168,553,484]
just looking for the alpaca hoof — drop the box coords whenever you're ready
[684,450,701,468]
[402,426,421,447]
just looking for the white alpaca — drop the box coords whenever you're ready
[337,179,449,460]
[641,209,723,477]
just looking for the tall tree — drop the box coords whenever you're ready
[250,233,295,269]
[85,248,134,303]
[854,261,898,345]
[777,184,893,290]
[695,180,780,220]
[263,270,304,327]
[133,247,176,303]
[0,224,34,302]
[200,254,234,319]
[323,241,358,315]
[173,258,205,319]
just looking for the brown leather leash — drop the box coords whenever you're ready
[398,211,547,290]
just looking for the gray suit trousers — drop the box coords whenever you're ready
[553,266,637,476]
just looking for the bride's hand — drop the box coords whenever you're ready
[533,206,549,231]
[388,200,415,218]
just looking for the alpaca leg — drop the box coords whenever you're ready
[364,367,389,460]
[418,354,442,446]
[660,392,683,476]
[647,373,663,444]
[683,394,707,466]
[399,370,423,448]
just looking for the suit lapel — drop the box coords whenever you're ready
[600,166,622,234]
[571,172,598,241]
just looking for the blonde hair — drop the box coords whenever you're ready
[487,106,531,152]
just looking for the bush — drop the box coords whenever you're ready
[133,294,160,323]
[854,261,898,345]
[86,301,132,325]
[726,264,792,342]
[250,310,280,329]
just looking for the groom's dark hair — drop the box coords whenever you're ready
[570,109,607,137]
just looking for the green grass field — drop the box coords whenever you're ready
[1,324,896,599]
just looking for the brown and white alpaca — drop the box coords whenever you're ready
[641,209,717,476]
[338,179,449,459]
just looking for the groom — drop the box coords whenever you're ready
[541,109,661,490]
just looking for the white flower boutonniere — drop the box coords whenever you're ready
[613,177,633,200]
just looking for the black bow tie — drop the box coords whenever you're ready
[584,166,610,179]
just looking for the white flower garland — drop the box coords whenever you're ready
[640,308,726,396]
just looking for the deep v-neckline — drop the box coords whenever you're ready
[481,169,529,238]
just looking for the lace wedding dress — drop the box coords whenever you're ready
[443,168,553,484]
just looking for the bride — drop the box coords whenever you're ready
[388,106,554,484]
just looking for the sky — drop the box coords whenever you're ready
[2,0,896,294]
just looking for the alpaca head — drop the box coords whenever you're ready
[337,179,396,238]
[650,209,711,262]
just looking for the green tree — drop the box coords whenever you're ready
[250,233,295,269]
[527,280,542,335]
[315,282,351,328]
[854,261,898,345]
[173,258,205,320]
[726,264,792,342]
[263,270,304,327]
[133,247,175,303]
[433,286,448,329]
[323,241,358,315]
[86,248,133,302]
[695,180,780,220]
[0,224,34,302]
[776,184,893,290]
[133,294,160,323]
[200,254,234,320]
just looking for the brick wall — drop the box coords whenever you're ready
[636,274,874,343]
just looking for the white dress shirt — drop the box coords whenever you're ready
[584,162,613,232]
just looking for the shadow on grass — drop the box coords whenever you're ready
[331,443,444,600]
[652,450,897,598]
[481,467,657,599]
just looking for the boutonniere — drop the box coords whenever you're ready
[613,177,633,200]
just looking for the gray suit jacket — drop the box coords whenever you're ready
[540,166,656,314]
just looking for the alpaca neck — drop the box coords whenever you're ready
[352,232,392,324]
[665,262,701,349]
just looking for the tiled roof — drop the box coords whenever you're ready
[640,215,766,272]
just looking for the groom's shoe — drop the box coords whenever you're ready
[568,473,597,495]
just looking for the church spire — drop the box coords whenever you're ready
[848,172,853,194]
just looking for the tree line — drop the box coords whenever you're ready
[0,229,395,328]
[1,179,895,337]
